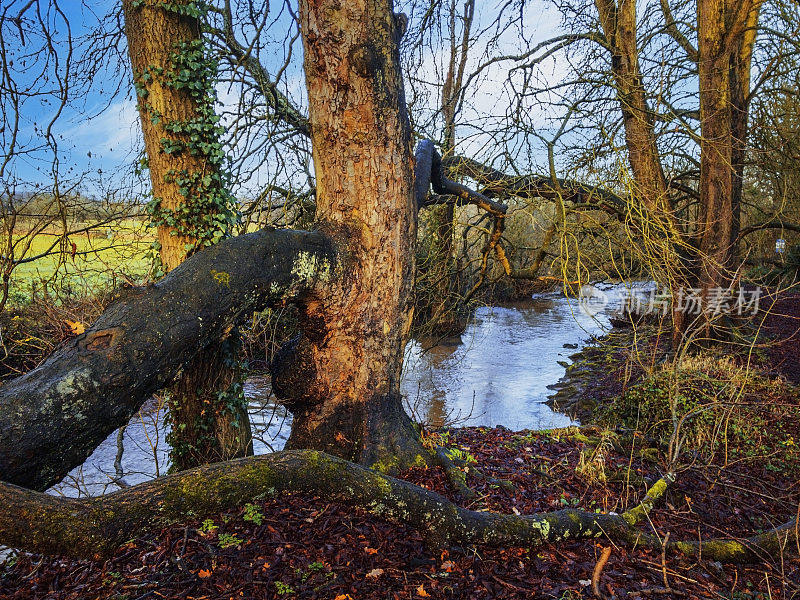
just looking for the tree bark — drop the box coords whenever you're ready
[167,337,253,471]
[420,0,475,337]
[0,450,658,558]
[595,0,696,347]
[593,0,762,345]
[441,155,627,213]
[595,0,669,212]
[123,0,253,467]
[124,0,222,272]
[271,0,423,469]
[0,229,334,491]
[697,0,736,300]
[421,202,459,335]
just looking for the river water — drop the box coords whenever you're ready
[51,286,627,497]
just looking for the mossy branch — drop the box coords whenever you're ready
[622,471,675,525]
[0,450,793,563]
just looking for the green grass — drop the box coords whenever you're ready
[8,219,154,303]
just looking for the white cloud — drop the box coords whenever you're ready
[63,99,140,158]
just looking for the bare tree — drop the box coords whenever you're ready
[0,1,139,312]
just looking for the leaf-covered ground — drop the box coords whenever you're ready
[2,424,798,599]
[4,294,800,598]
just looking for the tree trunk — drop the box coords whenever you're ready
[696,0,760,334]
[595,0,695,347]
[0,229,334,491]
[595,0,669,212]
[1,450,789,564]
[271,0,423,470]
[167,337,252,471]
[729,0,762,265]
[697,1,736,304]
[420,0,475,337]
[421,203,459,335]
[123,0,252,468]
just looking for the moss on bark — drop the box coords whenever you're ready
[1,450,790,564]
[0,229,335,491]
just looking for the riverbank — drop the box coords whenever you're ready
[2,424,797,598]
[545,324,669,423]
[547,291,800,428]
[4,296,800,597]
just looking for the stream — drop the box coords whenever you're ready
[51,285,630,497]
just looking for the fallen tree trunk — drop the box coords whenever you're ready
[0,229,335,491]
[441,154,627,215]
[0,449,792,563]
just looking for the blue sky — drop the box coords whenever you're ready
[4,0,569,197]
[3,0,142,195]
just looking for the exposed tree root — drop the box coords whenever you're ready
[0,449,791,563]
[669,519,800,563]
[592,546,613,598]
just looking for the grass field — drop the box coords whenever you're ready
[8,219,154,303]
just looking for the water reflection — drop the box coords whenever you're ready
[51,287,626,497]
[401,293,609,430]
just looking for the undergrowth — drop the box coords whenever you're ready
[599,349,800,468]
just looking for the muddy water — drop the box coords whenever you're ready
[51,286,626,497]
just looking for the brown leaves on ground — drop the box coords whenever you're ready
[1,427,798,599]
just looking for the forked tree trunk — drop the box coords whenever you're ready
[123,0,252,468]
[696,0,761,335]
[597,0,761,345]
[271,0,424,469]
